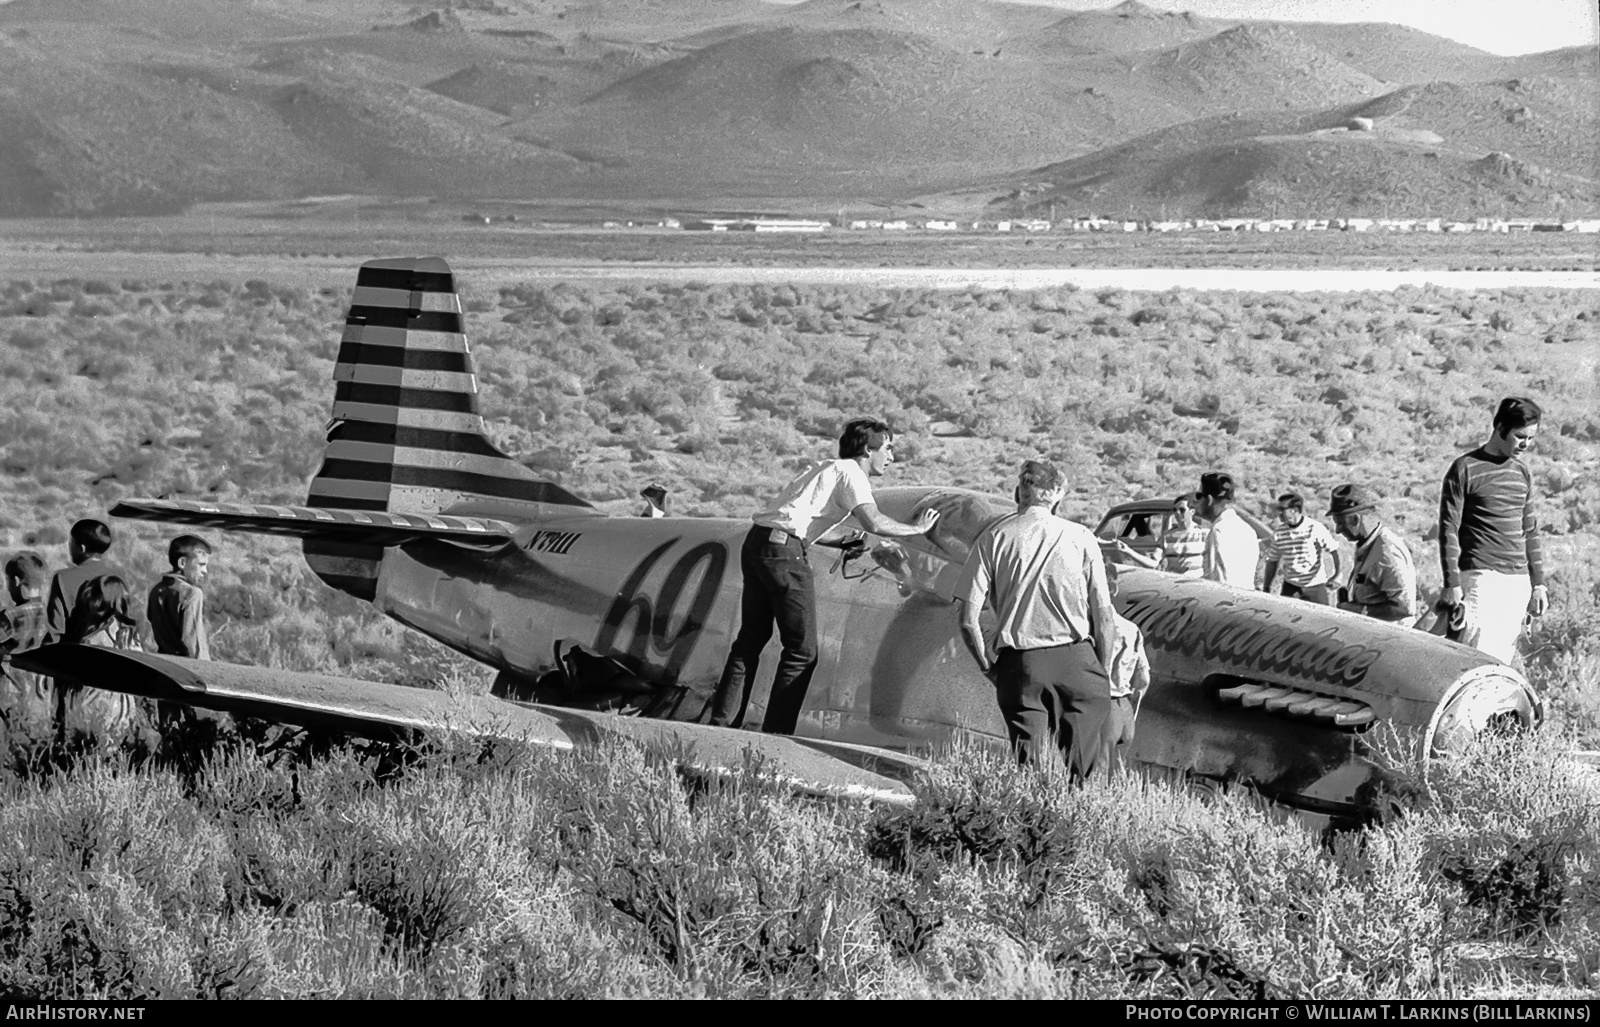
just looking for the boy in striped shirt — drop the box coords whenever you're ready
[1438,396,1549,664]
[1262,492,1341,605]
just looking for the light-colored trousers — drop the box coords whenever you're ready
[1460,569,1532,664]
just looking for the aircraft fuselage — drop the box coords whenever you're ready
[351,486,1538,817]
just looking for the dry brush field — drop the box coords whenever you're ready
[1,267,1598,997]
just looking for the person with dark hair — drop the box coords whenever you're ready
[1197,472,1259,589]
[1262,492,1341,605]
[147,534,213,660]
[708,417,939,734]
[1159,493,1208,577]
[1,551,52,735]
[56,575,143,747]
[1111,494,1207,576]
[1438,396,1548,662]
[638,484,669,519]
[957,460,1117,778]
[1328,485,1417,623]
[46,518,117,644]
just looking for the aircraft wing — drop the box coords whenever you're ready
[15,646,920,805]
[110,498,517,547]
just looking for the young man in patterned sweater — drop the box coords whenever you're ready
[1437,396,1549,664]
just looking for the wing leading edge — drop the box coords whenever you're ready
[16,646,920,805]
[109,498,518,547]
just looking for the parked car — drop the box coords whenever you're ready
[1094,498,1179,559]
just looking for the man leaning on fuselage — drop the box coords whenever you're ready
[707,418,939,735]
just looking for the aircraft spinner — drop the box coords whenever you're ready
[22,257,1541,818]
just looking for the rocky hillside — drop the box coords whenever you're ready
[0,0,1592,216]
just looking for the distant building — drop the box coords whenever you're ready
[924,220,958,231]
[749,219,829,232]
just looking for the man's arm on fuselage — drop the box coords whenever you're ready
[852,502,937,538]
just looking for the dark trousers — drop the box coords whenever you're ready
[1282,581,1335,606]
[708,527,818,734]
[993,642,1112,780]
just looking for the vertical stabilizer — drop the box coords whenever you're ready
[304,257,593,599]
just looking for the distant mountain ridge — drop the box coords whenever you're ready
[0,0,1592,217]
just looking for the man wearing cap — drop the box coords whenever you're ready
[1437,396,1548,663]
[707,418,939,735]
[1197,472,1259,590]
[639,484,668,518]
[956,460,1117,778]
[1328,484,1417,623]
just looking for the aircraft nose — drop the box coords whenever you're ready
[1428,665,1541,757]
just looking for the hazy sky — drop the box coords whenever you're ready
[1024,0,1600,55]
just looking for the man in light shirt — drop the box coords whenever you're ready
[956,460,1117,779]
[1198,472,1260,590]
[707,418,939,734]
[1329,484,1418,624]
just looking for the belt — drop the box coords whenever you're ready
[996,639,1091,656]
[752,525,804,546]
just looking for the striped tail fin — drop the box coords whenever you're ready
[306,257,595,600]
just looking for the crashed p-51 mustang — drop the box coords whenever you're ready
[20,258,1540,814]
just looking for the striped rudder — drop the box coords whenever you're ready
[306,257,593,600]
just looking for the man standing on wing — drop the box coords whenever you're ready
[708,418,939,735]
[1437,396,1549,663]
[1328,484,1418,623]
[1197,472,1260,590]
[956,460,1117,779]
[1262,492,1342,605]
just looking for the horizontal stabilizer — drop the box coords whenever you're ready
[110,498,517,548]
[16,646,920,806]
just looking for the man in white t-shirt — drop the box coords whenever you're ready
[1198,472,1260,590]
[707,418,939,734]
